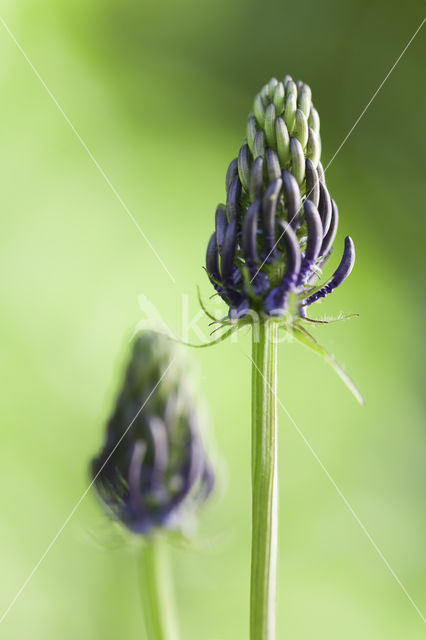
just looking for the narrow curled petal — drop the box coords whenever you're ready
[265,148,281,182]
[206,233,221,282]
[250,156,264,202]
[302,200,322,262]
[226,176,242,222]
[304,236,355,307]
[305,158,319,207]
[264,221,301,314]
[238,143,251,192]
[262,178,282,255]
[320,198,339,255]
[225,158,238,192]
[220,219,238,285]
[282,169,302,229]
[297,200,322,285]
[276,220,302,277]
[318,182,332,236]
[215,205,227,252]
[242,201,260,271]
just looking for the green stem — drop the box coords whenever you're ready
[139,536,180,640]
[250,319,279,640]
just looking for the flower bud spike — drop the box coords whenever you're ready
[226,158,238,192]
[273,82,285,114]
[307,128,321,166]
[262,178,282,256]
[206,74,356,319]
[320,198,339,255]
[294,109,309,149]
[264,103,277,147]
[254,94,265,126]
[247,116,257,154]
[304,236,355,307]
[282,169,302,228]
[265,148,281,182]
[290,137,305,185]
[226,176,242,222]
[275,117,290,166]
[318,181,332,236]
[305,158,320,207]
[308,105,320,134]
[250,156,264,202]
[215,205,227,252]
[238,143,252,192]
[253,129,266,158]
[91,332,214,534]
[297,83,312,118]
[297,200,323,286]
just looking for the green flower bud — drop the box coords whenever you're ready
[293,109,309,149]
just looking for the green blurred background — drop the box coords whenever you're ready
[0,0,425,638]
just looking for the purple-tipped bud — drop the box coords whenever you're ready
[225,158,238,192]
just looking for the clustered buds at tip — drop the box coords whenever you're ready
[205,75,355,320]
[91,332,214,535]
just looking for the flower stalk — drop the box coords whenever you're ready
[139,536,179,640]
[250,319,279,640]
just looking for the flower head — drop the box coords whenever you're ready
[91,332,214,535]
[206,76,355,321]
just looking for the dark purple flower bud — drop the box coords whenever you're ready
[225,158,238,192]
[226,176,242,222]
[250,156,264,202]
[320,198,339,256]
[238,143,252,192]
[264,221,301,314]
[261,178,282,256]
[297,200,323,285]
[318,181,332,236]
[282,169,302,229]
[215,204,227,252]
[91,332,214,535]
[305,158,319,207]
[206,233,221,284]
[220,219,238,289]
[265,148,281,182]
